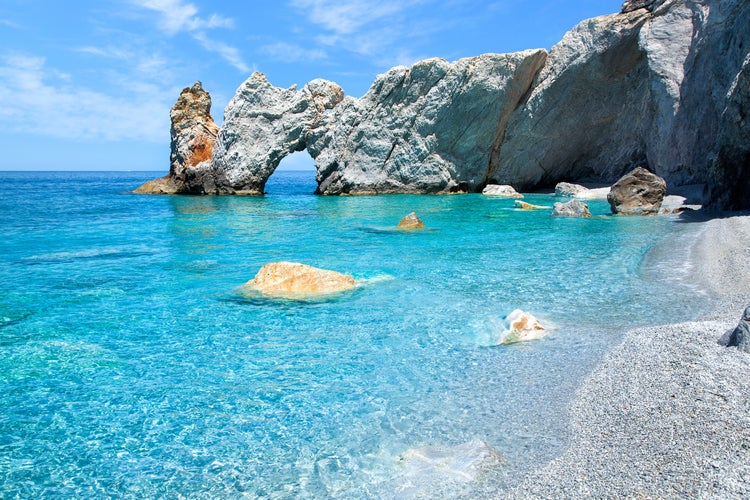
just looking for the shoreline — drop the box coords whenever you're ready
[512,213,750,497]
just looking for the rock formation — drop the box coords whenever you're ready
[481,184,523,198]
[498,309,547,344]
[244,262,356,298]
[728,304,750,353]
[307,51,547,194]
[397,212,426,229]
[607,167,666,215]
[136,0,749,210]
[555,183,590,198]
[135,82,219,194]
[210,75,344,195]
[491,0,750,210]
[552,200,592,218]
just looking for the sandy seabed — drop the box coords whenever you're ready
[513,214,750,498]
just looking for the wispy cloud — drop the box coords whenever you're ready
[260,42,327,64]
[290,0,438,68]
[291,0,424,35]
[132,0,248,72]
[0,18,21,29]
[0,53,171,142]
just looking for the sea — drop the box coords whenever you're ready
[0,170,709,498]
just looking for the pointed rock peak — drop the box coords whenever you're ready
[621,0,663,13]
[303,79,344,112]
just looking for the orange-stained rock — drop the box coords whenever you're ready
[514,200,550,210]
[397,212,426,229]
[245,262,357,297]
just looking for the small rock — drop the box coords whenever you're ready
[398,212,426,229]
[482,184,523,198]
[499,309,547,344]
[728,304,750,353]
[555,182,590,197]
[607,167,667,215]
[552,199,592,218]
[245,262,356,298]
[514,200,550,210]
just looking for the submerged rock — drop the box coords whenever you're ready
[514,201,550,210]
[728,304,750,353]
[398,439,503,486]
[135,82,220,194]
[607,167,666,215]
[552,200,592,218]
[245,262,356,298]
[397,212,426,229]
[482,184,523,198]
[498,309,547,344]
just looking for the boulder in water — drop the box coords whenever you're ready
[245,262,356,298]
[514,200,550,210]
[552,200,592,218]
[499,309,547,344]
[397,212,426,229]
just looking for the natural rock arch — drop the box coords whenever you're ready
[209,74,343,195]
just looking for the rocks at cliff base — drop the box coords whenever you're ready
[552,200,592,218]
[482,184,523,198]
[728,304,750,353]
[514,201,550,210]
[397,212,426,229]
[244,262,356,298]
[211,75,344,195]
[498,309,547,344]
[135,82,219,194]
[555,182,589,197]
[308,51,548,195]
[607,167,666,215]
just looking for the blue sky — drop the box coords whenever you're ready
[0,0,622,172]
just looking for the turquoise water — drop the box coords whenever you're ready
[0,171,706,497]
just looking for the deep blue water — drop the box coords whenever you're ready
[0,170,706,497]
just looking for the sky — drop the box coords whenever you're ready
[0,0,622,172]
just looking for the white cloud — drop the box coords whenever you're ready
[0,54,171,142]
[132,0,248,72]
[260,42,327,63]
[192,32,250,73]
[291,0,423,35]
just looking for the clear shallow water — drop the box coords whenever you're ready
[0,171,707,497]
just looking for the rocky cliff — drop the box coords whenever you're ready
[137,0,749,210]
[306,51,547,194]
[493,0,750,206]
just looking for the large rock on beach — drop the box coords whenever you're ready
[135,82,219,194]
[607,167,666,215]
[210,74,344,195]
[552,200,592,218]
[728,304,750,353]
[555,182,589,198]
[498,309,547,344]
[308,52,548,194]
[245,262,356,298]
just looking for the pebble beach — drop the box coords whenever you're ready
[514,214,750,498]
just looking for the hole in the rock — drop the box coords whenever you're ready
[265,150,317,195]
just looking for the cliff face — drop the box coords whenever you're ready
[306,51,547,194]
[137,0,749,210]
[493,0,750,206]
